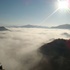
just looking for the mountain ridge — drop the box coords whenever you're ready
[6,24,70,29]
[8,24,48,28]
[0,26,8,31]
[51,24,70,29]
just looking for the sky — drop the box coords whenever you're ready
[0,0,70,26]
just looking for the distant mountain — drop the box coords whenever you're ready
[21,24,48,28]
[51,24,70,29]
[0,26,8,31]
[9,24,48,28]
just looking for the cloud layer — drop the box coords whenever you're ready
[0,28,70,70]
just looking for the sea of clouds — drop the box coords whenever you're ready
[0,28,70,70]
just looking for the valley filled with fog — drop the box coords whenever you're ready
[0,28,70,70]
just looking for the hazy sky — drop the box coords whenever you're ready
[0,0,70,26]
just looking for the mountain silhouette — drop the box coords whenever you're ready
[8,24,48,28]
[51,24,70,29]
[0,26,8,31]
